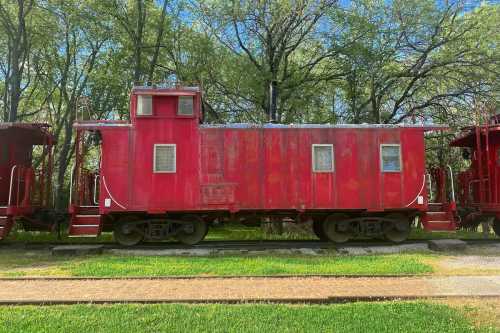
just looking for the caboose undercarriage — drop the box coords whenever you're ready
[96,209,417,246]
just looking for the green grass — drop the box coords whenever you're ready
[0,302,484,333]
[0,251,434,277]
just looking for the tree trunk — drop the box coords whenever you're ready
[370,78,380,123]
[55,108,76,210]
[133,0,145,84]
[147,0,168,84]
[269,80,278,122]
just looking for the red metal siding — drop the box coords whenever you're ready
[94,89,430,216]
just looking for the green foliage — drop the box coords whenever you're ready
[0,302,480,333]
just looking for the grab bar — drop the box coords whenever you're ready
[93,174,100,205]
[8,165,18,206]
[426,173,433,201]
[446,165,455,202]
[68,165,75,205]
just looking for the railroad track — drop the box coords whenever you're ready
[1,238,498,251]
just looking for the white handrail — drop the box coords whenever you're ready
[426,173,433,201]
[68,165,75,205]
[93,174,100,205]
[8,165,18,206]
[446,165,455,202]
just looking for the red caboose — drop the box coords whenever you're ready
[69,86,450,245]
[451,119,500,236]
[0,123,55,240]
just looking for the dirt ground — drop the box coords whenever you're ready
[436,297,500,330]
[431,254,500,275]
[0,275,500,303]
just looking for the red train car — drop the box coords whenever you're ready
[451,119,500,236]
[0,123,55,240]
[69,86,454,245]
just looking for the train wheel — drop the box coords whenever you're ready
[175,215,208,245]
[323,214,350,243]
[312,217,328,241]
[384,213,410,243]
[493,218,500,237]
[113,216,145,246]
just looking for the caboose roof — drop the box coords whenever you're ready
[450,125,500,147]
[0,122,54,145]
[200,123,447,131]
[132,86,200,96]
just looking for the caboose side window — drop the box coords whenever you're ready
[137,95,153,116]
[312,144,334,172]
[178,96,194,116]
[380,144,401,172]
[153,144,176,173]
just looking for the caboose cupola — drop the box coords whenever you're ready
[131,86,201,122]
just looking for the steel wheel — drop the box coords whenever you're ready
[323,214,351,243]
[493,218,500,237]
[113,216,144,246]
[312,217,328,241]
[384,213,410,243]
[175,215,208,245]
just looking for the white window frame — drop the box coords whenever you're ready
[380,144,402,173]
[153,144,176,173]
[137,95,153,116]
[177,95,194,116]
[312,144,334,173]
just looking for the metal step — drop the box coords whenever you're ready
[68,214,102,237]
[0,215,13,240]
[428,203,445,212]
[422,209,456,232]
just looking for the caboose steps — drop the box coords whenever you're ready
[422,211,456,232]
[0,215,13,240]
[68,206,102,237]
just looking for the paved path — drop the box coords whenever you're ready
[1,275,500,303]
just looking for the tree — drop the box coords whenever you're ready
[334,0,500,124]
[199,0,345,122]
[37,0,109,208]
[0,0,35,121]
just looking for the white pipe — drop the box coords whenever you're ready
[102,175,126,209]
[405,174,426,207]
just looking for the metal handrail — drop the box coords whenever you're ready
[8,165,18,206]
[446,165,455,202]
[68,165,75,206]
[93,174,100,205]
[426,173,433,201]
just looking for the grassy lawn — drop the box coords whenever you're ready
[0,251,434,277]
[0,302,486,333]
